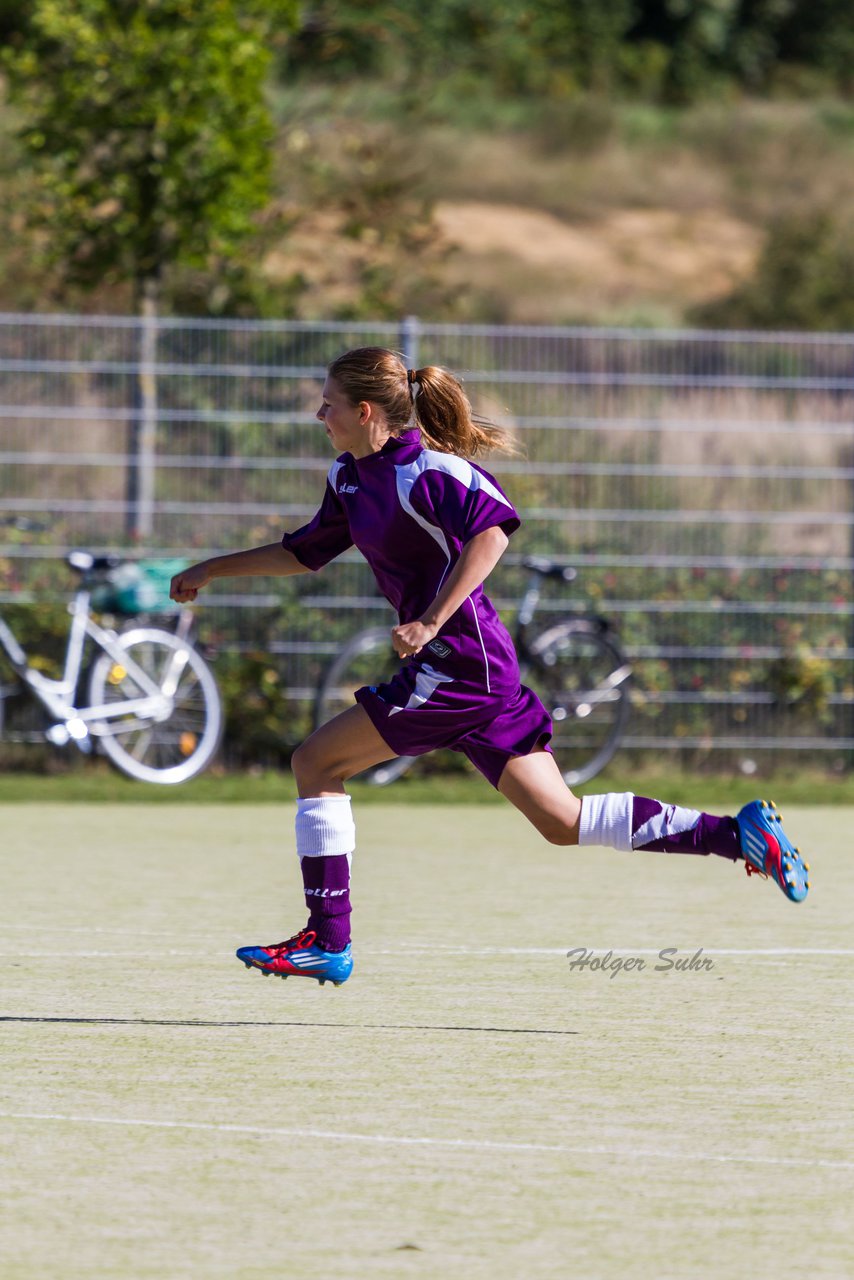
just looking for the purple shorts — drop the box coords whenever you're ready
[354,662,553,788]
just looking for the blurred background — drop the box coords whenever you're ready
[1,0,853,782]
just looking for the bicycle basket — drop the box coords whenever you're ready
[91,559,185,615]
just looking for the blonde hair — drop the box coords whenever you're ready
[327,346,516,457]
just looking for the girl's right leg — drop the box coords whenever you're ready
[237,705,399,983]
[290,703,398,797]
[498,749,810,903]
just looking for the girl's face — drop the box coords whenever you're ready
[316,377,380,457]
[316,377,364,452]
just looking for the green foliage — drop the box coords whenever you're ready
[622,0,801,101]
[2,545,852,773]
[775,0,854,92]
[2,0,297,301]
[767,646,834,721]
[2,756,854,799]
[0,0,31,41]
[692,208,854,330]
[281,0,854,104]
[0,602,69,681]
[281,0,637,98]
[2,1,853,322]
[214,648,310,767]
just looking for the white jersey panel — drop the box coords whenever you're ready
[393,450,514,553]
[393,461,451,560]
[398,451,514,513]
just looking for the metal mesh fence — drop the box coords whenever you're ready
[2,311,853,766]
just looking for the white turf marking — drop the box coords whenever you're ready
[1,1111,852,1171]
[0,944,852,959]
[0,931,209,942]
[394,945,854,957]
[0,951,197,958]
[3,927,849,958]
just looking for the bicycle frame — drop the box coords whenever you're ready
[515,564,579,644]
[0,589,193,746]
[515,574,545,637]
[515,566,632,712]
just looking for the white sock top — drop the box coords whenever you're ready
[577,793,634,853]
[295,795,355,858]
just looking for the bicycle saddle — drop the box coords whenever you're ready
[66,550,124,574]
[521,556,577,583]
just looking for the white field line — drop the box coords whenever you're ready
[0,926,850,958]
[0,950,199,958]
[0,925,211,937]
[393,945,854,957]
[0,945,852,959]
[1,927,851,958]
[1,1110,851,1171]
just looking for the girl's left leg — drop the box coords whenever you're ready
[237,705,400,982]
[497,749,809,902]
[290,705,399,952]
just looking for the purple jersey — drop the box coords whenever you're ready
[282,430,522,693]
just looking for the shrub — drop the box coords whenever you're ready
[692,208,854,331]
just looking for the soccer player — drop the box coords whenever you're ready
[170,347,810,987]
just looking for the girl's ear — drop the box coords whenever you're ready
[358,400,371,425]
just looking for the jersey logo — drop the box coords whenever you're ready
[338,483,359,494]
[427,638,453,659]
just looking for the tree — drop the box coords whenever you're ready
[3,0,296,311]
[4,0,296,538]
[691,209,854,331]
[280,0,637,98]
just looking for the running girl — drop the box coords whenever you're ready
[170,347,810,987]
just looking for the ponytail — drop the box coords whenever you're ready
[409,364,517,458]
[327,346,517,459]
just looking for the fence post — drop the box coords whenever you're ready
[126,285,158,541]
[400,314,420,370]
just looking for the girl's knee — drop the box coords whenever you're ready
[541,820,578,846]
[290,740,307,775]
[291,737,337,790]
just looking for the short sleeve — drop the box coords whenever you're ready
[281,469,354,570]
[408,458,520,544]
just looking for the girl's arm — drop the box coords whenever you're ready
[391,525,509,658]
[170,542,310,603]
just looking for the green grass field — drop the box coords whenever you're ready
[1,801,851,1279]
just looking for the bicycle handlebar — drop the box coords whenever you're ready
[521,556,577,583]
[0,517,48,533]
[66,550,124,575]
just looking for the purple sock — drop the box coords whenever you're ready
[301,853,352,951]
[632,797,740,860]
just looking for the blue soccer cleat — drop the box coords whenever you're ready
[735,799,810,903]
[236,928,353,985]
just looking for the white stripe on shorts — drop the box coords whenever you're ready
[387,664,454,716]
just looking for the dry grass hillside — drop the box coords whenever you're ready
[257,95,854,327]
[431,201,760,324]
[2,92,853,325]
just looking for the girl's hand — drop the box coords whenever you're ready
[391,620,438,659]
[170,562,212,603]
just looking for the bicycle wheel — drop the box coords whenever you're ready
[315,626,415,786]
[87,626,223,784]
[524,619,631,787]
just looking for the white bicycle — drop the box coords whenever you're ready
[0,551,223,784]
